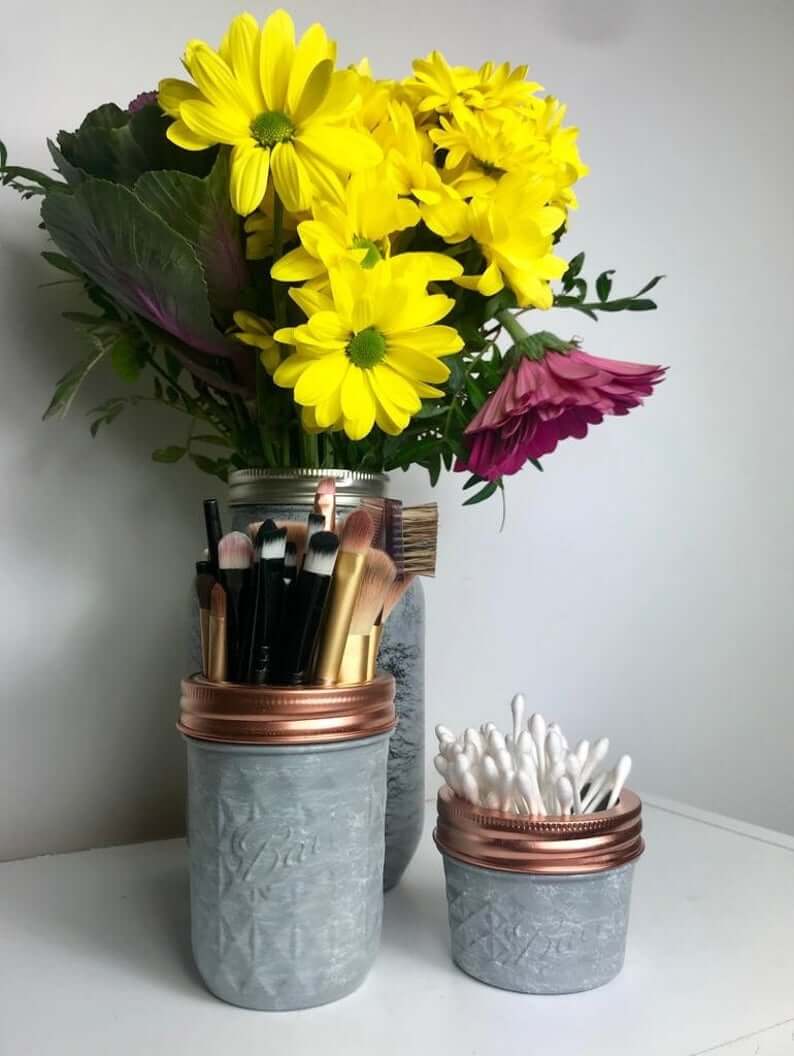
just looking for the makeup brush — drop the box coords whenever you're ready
[207,582,227,683]
[247,526,287,684]
[400,503,438,577]
[280,521,308,566]
[313,509,374,685]
[306,511,325,548]
[203,499,223,574]
[194,559,215,677]
[338,549,396,684]
[381,574,415,623]
[283,541,298,586]
[314,477,336,532]
[218,531,254,682]
[273,530,339,685]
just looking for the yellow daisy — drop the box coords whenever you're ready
[231,311,281,373]
[159,10,382,216]
[273,259,463,439]
[454,173,568,309]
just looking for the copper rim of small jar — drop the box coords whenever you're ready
[178,673,395,746]
[434,785,644,875]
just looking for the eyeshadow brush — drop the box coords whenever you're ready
[218,531,254,682]
[273,531,339,685]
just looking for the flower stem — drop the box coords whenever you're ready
[495,308,531,347]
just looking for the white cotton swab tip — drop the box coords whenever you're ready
[607,755,632,809]
[556,776,574,816]
[511,693,525,742]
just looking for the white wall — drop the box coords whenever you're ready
[2,0,792,860]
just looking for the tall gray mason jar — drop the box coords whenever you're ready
[227,468,425,891]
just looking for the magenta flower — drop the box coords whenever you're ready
[127,91,158,114]
[457,346,666,481]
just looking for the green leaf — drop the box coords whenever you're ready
[465,375,487,409]
[462,473,485,491]
[561,252,585,292]
[43,349,105,420]
[152,445,187,463]
[626,298,658,311]
[190,452,229,481]
[596,270,615,302]
[483,287,517,320]
[41,252,83,277]
[40,178,235,361]
[191,434,230,447]
[110,335,147,382]
[133,152,248,315]
[636,275,665,296]
[463,481,498,506]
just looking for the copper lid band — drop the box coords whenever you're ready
[179,673,395,746]
[434,786,644,876]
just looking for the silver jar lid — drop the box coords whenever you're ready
[228,468,388,506]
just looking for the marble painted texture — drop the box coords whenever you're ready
[187,734,390,1010]
[443,855,636,994]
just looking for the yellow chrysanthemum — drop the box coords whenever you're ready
[430,109,539,196]
[402,53,541,123]
[273,259,463,439]
[158,9,382,216]
[244,181,307,260]
[453,173,568,309]
[350,59,395,132]
[231,311,281,372]
[373,102,468,239]
[475,61,542,118]
[533,97,589,210]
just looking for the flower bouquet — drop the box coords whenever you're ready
[1,8,665,506]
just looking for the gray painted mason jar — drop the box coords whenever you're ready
[227,468,425,891]
[434,786,644,994]
[179,674,395,1011]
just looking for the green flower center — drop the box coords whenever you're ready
[250,111,294,148]
[352,236,384,269]
[347,327,386,368]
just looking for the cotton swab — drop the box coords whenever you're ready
[434,703,633,817]
[607,755,632,810]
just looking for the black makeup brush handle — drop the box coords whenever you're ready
[220,569,249,682]
[273,571,331,685]
[247,564,284,684]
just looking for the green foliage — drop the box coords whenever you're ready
[556,252,664,320]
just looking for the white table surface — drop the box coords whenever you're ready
[1,796,793,1056]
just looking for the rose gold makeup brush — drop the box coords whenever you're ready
[314,477,336,532]
[339,549,396,683]
[207,582,227,683]
[382,574,416,623]
[194,559,215,677]
[312,509,374,685]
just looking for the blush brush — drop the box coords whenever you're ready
[338,549,396,684]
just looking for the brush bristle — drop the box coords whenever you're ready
[350,549,396,634]
[401,503,438,577]
[306,511,325,539]
[260,526,287,562]
[284,542,298,568]
[210,581,227,616]
[339,509,374,554]
[316,477,336,496]
[382,574,415,621]
[218,531,254,570]
[360,499,386,549]
[304,530,339,576]
[281,520,308,562]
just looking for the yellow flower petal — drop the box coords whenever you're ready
[166,119,214,151]
[368,370,411,432]
[270,142,312,213]
[291,142,346,203]
[305,311,349,345]
[370,364,421,413]
[287,23,335,113]
[187,42,254,117]
[289,284,334,317]
[378,292,456,333]
[260,8,295,111]
[295,125,382,173]
[274,353,316,387]
[225,13,264,115]
[292,58,333,125]
[386,325,464,357]
[271,245,326,282]
[389,252,463,282]
[314,385,343,428]
[340,364,369,422]
[383,349,450,384]
[180,100,250,144]
[229,141,270,215]
[158,78,201,118]
[294,354,348,405]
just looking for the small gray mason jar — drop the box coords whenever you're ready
[227,468,425,891]
[179,674,395,1011]
[434,787,645,994]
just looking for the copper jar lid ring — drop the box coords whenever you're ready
[179,673,396,746]
[434,786,644,875]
